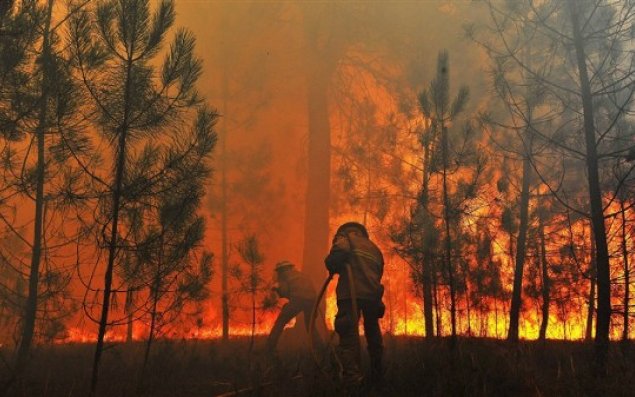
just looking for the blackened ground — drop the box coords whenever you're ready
[1,335,635,396]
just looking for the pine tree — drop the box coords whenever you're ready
[417,50,471,343]
[67,0,217,392]
[129,174,214,376]
[0,1,88,391]
[236,235,265,353]
[476,0,635,368]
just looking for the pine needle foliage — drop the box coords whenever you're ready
[67,0,218,393]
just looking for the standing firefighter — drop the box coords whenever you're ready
[266,261,318,353]
[325,222,385,387]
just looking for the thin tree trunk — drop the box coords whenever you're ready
[388,279,394,335]
[441,124,456,344]
[249,262,256,353]
[539,215,550,341]
[221,72,229,341]
[433,273,441,337]
[15,0,53,371]
[586,234,596,342]
[421,141,435,339]
[125,289,134,343]
[90,44,134,396]
[495,299,499,338]
[364,140,371,225]
[508,154,531,342]
[142,231,165,379]
[464,267,472,336]
[568,0,611,369]
[403,274,408,335]
[143,272,161,373]
[561,300,568,340]
[621,200,630,342]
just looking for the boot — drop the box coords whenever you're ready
[369,355,384,389]
[337,345,363,387]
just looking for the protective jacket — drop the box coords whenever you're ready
[275,268,316,301]
[325,232,384,301]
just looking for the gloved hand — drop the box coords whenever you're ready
[325,250,348,274]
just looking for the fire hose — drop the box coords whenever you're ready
[309,236,362,382]
[308,272,338,381]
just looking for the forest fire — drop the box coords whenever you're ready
[55,216,623,346]
[1,0,635,396]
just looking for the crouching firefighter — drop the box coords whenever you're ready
[325,222,385,387]
[266,261,321,353]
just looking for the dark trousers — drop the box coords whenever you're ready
[266,298,313,351]
[334,298,383,383]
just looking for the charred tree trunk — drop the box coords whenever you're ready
[249,261,256,353]
[568,0,611,369]
[464,265,472,336]
[15,0,53,371]
[420,141,435,339]
[433,272,441,337]
[586,234,597,342]
[508,154,531,342]
[388,278,394,335]
[621,200,630,342]
[221,74,230,342]
[441,124,456,344]
[125,289,134,343]
[403,275,408,335]
[538,215,550,341]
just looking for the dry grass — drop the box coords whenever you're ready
[1,336,634,396]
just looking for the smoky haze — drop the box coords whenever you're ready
[5,1,635,395]
[173,0,487,329]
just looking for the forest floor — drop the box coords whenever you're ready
[1,335,635,396]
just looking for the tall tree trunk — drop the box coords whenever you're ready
[90,44,134,397]
[621,200,630,342]
[568,0,611,369]
[221,72,230,342]
[508,154,531,342]
[421,141,435,339]
[441,124,456,344]
[15,0,53,370]
[302,69,331,285]
[538,214,550,341]
[300,5,341,287]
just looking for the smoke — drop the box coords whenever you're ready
[172,0,489,332]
